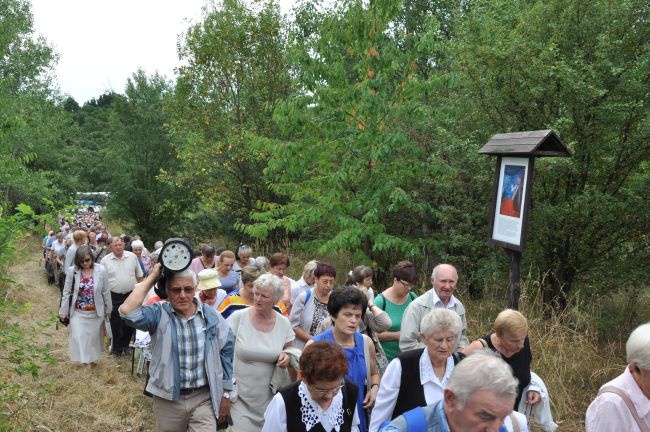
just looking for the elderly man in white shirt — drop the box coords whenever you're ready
[399,264,469,352]
[586,322,650,432]
[103,236,143,356]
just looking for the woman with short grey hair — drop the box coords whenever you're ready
[131,239,151,277]
[290,260,318,305]
[233,244,254,273]
[369,308,464,431]
[226,273,295,431]
[253,273,284,303]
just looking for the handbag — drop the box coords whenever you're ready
[364,325,389,376]
[58,272,77,326]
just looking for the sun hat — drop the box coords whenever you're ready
[198,269,222,291]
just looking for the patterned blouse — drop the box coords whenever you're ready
[74,275,96,311]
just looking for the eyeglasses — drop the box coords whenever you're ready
[167,287,195,294]
[428,336,458,345]
[399,280,413,289]
[310,381,344,395]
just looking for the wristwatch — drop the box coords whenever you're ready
[223,392,231,399]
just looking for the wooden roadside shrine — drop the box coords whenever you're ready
[479,130,571,310]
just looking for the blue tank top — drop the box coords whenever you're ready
[313,328,367,431]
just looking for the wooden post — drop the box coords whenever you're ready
[506,248,522,310]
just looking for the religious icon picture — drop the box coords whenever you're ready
[499,165,525,218]
[490,157,531,250]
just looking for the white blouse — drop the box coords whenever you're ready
[262,381,360,432]
[369,348,455,432]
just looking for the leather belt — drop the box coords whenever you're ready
[179,385,208,396]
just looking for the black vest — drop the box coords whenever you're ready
[280,380,359,432]
[392,348,465,420]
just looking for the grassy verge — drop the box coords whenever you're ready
[0,237,154,431]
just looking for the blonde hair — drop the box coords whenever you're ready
[494,309,528,338]
[72,230,87,243]
[219,250,235,261]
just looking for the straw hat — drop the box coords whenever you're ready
[198,269,222,291]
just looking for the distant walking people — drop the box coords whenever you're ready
[217,250,240,294]
[120,264,234,432]
[586,322,650,432]
[103,236,143,356]
[131,239,152,277]
[58,246,111,364]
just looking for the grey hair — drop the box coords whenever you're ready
[420,309,462,340]
[447,350,518,407]
[238,244,253,255]
[253,273,284,302]
[626,322,650,370]
[431,263,458,280]
[254,256,269,270]
[169,268,198,287]
[131,239,144,249]
[302,260,319,279]
[154,240,164,250]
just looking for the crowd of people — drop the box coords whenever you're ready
[42,215,649,432]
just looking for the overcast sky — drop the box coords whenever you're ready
[31,0,292,104]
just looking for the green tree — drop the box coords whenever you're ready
[0,0,75,212]
[169,0,291,241]
[240,0,456,277]
[105,71,181,243]
[450,0,650,305]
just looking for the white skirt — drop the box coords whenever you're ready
[68,309,104,363]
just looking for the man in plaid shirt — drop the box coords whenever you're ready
[121,264,234,432]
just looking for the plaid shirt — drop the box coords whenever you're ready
[173,299,207,389]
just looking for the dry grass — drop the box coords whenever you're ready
[0,238,154,432]
[460,275,648,432]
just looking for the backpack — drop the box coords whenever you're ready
[379,406,426,431]
[375,290,416,310]
[303,288,312,305]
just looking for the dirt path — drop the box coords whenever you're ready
[3,240,155,431]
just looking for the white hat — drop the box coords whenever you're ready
[198,269,222,291]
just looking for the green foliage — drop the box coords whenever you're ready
[1,0,647,307]
[0,205,57,425]
[102,71,183,243]
[240,0,483,281]
[450,0,650,303]
[0,0,76,213]
[168,0,292,241]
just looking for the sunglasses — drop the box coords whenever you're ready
[167,287,195,294]
[82,258,93,263]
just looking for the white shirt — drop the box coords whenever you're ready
[586,366,650,432]
[505,411,530,432]
[369,348,455,432]
[290,277,314,305]
[262,381,360,432]
[103,251,144,294]
[63,244,77,271]
[53,241,66,257]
